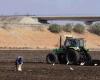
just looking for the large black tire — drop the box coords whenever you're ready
[46,53,58,64]
[66,49,80,65]
[80,53,92,65]
[58,53,67,64]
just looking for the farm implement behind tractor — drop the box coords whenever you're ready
[46,35,92,65]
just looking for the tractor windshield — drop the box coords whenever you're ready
[64,39,84,47]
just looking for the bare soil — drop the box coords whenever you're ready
[0,63,100,80]
[0,50,99,80]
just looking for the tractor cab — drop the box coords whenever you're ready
[64,37,85,48]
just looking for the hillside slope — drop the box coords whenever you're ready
[0,26,99,49]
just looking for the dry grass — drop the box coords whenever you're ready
[0,25,99,49]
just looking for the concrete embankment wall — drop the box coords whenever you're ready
[0,50,51,63]
[0,49,99,63]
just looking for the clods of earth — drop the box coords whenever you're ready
[0,63,100,80]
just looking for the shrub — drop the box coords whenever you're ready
[48,24,61,33]
[89,23,100,36]
[63,23,73,32]
[73,24,85,33]
[1,23,11,30]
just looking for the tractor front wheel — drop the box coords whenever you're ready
[46,53,58,64]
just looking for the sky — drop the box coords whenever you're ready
[0,0,100,16]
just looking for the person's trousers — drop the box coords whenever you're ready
[17,64,22,71]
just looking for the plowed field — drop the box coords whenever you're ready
[0,63,100,80]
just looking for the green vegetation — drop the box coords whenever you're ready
[73,24,85,33]
[63,23,73,32]
[48,24,61,33]
[89,23,100,36]
[49,23,85,34]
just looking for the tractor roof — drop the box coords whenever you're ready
[66,37,84,40]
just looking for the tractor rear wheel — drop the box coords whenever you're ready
[58,53,67,64]
[66,49,80,65]
[46,53,58,64]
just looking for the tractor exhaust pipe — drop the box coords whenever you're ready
[60,35,62,48]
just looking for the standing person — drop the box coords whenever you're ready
[15,56,23,71]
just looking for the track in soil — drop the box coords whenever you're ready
[0,63,100,80]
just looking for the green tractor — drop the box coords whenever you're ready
[46,36,92,65]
